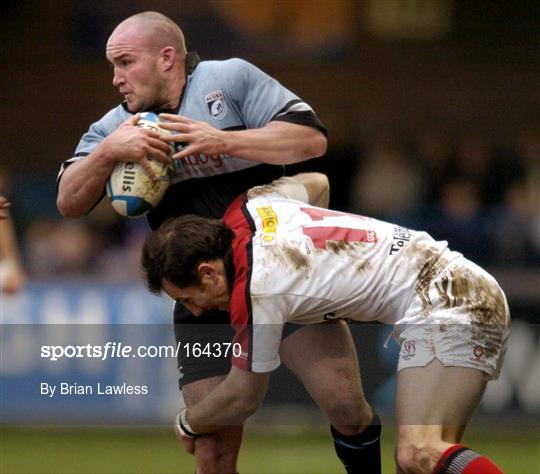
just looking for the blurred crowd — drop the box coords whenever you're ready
[1,121,539,283]
[347,121,540,267]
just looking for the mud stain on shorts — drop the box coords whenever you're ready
[410,241,508,358]
[405,242,450,309]
[449,267,508,358]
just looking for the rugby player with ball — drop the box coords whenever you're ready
[57,11,381,474]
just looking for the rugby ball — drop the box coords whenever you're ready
[106,112,175,217]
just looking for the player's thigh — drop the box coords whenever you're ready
[280,321,371,426]
[279,320,363,392]
[396,359,487,442]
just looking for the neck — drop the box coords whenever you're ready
[159,73,186,111]
[162,54,197,111]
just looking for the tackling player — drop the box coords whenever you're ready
[142,174,510,474]
[56,12,379,473]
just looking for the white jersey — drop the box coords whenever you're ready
[224,192,456,372]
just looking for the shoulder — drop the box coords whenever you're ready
[89,105,132,134]
[197,58,257,74]
[194,58,265,87]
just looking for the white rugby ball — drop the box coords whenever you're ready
[106,112,175,217]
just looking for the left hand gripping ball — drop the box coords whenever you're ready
[107,112,175,217]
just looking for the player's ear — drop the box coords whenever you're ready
[160,46,175,70]
[197,262,219,283]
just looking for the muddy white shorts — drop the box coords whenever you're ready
[394,254,511,380]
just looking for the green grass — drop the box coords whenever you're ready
[1,424,538,473]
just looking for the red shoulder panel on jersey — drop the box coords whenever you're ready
[224,193,255,371]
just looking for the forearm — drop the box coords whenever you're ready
[56,150,115,218]
[185,368,268,434]
[187,386,253,434]
[223,122,327,165]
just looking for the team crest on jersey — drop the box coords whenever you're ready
[205,90,228,120]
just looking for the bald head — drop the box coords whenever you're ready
[110,11,186,57]
[105,12,187,112]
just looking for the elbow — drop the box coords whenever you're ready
[57,179,78,218]
[216,368,268,425]
[309,132,327,159]
[245,395,263,417]
[56,195,83,218]
[228,390,263,422]
[233,396,261,420]
[56,195,70,217]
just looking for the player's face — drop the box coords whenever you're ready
[162,277,230,317]
[106,30,164,112]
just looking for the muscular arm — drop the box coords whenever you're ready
[57,114,172,218]
[159,115,327,165]
[56,148,116,217]
[222,121,327,164]
[185,366,270,434]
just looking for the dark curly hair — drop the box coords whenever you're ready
[141,215,234,294]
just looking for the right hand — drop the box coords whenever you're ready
[100,114,172,179]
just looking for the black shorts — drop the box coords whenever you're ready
[173,303,303,388]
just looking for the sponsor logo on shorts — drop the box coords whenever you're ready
[257,206,278,246]
[470,345,486,364]
[205,89,228,120]
[323,311,338,320]
[400,340,416,360]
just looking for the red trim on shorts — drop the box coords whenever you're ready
[224,194,254,371]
